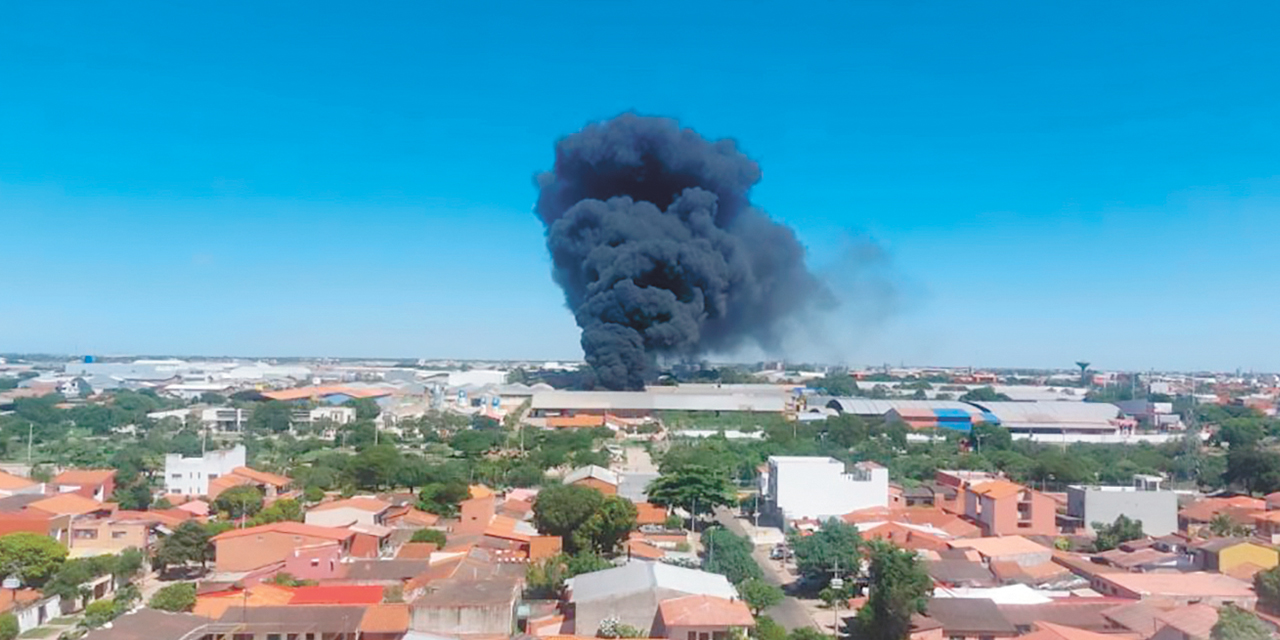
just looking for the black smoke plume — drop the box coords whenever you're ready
[535,114,825,390]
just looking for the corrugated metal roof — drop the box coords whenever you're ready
[822,398,984,416]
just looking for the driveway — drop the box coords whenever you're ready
[714,508,817,631]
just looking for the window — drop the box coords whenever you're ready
[209,473,218,480]
[112,531,128,539]
[688,633,697,640]
[713,633,728,640]
[311,558,320,567]
[171,473,183,479]
[268,635,281,640]
[74,529,98,540]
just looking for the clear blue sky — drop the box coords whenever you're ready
[3,2,1280,371]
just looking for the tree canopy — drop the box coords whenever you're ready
[789,520,863,584]
[646,465,737,517]
[847,541,933,640]
[1092,515,1145,552]
[0,532,68,588]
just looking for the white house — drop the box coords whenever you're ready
[762,456,888,522]
[164,445,246,496]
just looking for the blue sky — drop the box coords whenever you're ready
[3,2,1280,371]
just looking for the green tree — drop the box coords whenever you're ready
[0,532,68,587]
[417,481,471,517]
[789,628,828,640]
[304,486,325,503]
[214,485,264,519]
[969,422,1012,452]
[81,599,119,629]
[114,548,146,585]
[198,392,226,405]
[152,521,212,574]
[248,498,304,526]
[702,527,763,584]
[525,556,570,599]
[0,613,16,640]
[753,616,787,640]
[960,387,1012,402]
[410,529,447,546]
[813,373,859,397]
[148,582,197,612]
[1216,419,1266,449]
[1211,605,1270,640]
[533,484,605,552]
[847,541,932,640]
[1254,565,1280,614]
[738,578,783,615]
[343,398,381,420]
[564,552,612,576]
[646,465,737,520]
[572,496,638,555]
[1091,515,1145,552]
[789,520,863,584]
[353,444,402,490]
[249,401,293,434]
[1208,513,1254,538]
[1224,446,1280,495]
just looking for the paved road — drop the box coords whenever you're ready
[715,508,817,631]
[617,445,657,474]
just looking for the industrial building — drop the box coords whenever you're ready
[529,388,792,421]
[1065,475,1180,536]
[819,398,996,432]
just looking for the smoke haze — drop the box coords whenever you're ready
[535,114,829,389]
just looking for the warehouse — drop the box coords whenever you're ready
[529,389,789,420]
[820,398,996,432]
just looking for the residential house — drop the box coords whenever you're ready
[964,480,1056,537]
[282,542,345,581]
[566,562,738,637]
[349,522,394,558]
[1065,475,1178,536]
[934,470,1003,515]
[215,605,367,640]
[636,503,669,528]
[164,445,246,496]
[81,609,210,640]
[306,497,394,528]
[1089,572,1257,608]
[1150,604,1219,640]
[924,560,998,588]
[410,578,522,636]
[0,588,61,635]
[0,471,42,498]
[50,469,115,501]
[331,559,430,587]
[1190,537,1279,576]
[947,536,1053,568]
[923,598,1019,640]
[200,407,247,433]
[455,485,497,536]
[652,595,755,640]
[28,493,108,518]
[0,500,71,543]
[762,457,888,522]
[360,604,411,640]
[67,516,152,557]
[207,466,292,501]
[1019,621,1125,640]
[209,522,355,573]
[287,585,384,606]
[1178,496,1265,536]
[564,465,620,495]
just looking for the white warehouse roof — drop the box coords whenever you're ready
[532,390,786,413]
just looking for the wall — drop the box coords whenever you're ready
[767,458,888,521]
[661,624,740,640]
[1219,544,1279,573]
[974,490,1056,537]
[1067,487,1179,536]
[68,520,148,555]
[411,602,515,636]
[350,532,384,558]
[283,543,344,581]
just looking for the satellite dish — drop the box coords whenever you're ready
[2,576,21,589]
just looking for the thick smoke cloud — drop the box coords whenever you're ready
[535,114,825,390]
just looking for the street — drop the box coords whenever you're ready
[714,508,817,631]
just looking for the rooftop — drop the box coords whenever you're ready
[1097,572,1254,598]
[312,496,393,514]
[925,598,1019,635]
[657,595,755,628]
[210,521,355,542]
[83,610,209,640]
[260,385,392,401]
[948,536,1052,559]
[568,561,737,603]
[28,493,104,516]
[563,465,620,487]
[52,469,115,486]
[288,585,384,605]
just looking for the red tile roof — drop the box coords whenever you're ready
[635,502,667,526]
[657,595,754,628]
[311,497,392,513]
[0,471,37,491]
[360,604,410,633]
[288,585,384,605]
[27,493,105,516]
[231,467,291,487]
[397,542,439,559]
[210,521,355,542]
[52,469,115,486]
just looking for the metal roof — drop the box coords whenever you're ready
[567,561,737,602]
[821,398,984,415]
[966,401,1120,425]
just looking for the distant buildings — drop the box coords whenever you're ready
[762,456,888,522]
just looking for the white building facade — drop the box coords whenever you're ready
[164,445,246,496]
[763,456,889,522]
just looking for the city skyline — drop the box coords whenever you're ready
[4,2,1280,371]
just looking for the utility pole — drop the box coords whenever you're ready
[26,423,33,465]
[830,558,844,639]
